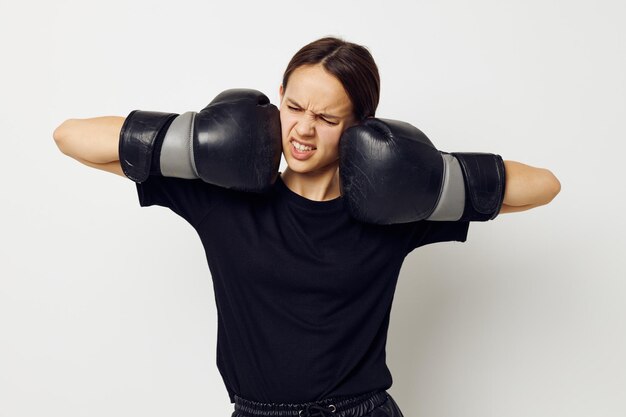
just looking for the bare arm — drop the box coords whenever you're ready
[53,116,127,178]
[498,160,561,214]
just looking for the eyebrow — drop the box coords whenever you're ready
[286,98,341,120]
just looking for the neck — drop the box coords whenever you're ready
[280,165,342,201]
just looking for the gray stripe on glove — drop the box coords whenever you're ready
[426,153,465,221]
[159,111,199,179]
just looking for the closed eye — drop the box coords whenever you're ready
[287,106,338,125]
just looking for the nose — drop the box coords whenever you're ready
[295,114,317,137]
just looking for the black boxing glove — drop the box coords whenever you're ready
[339,118,506,224]
[119,88,282,193]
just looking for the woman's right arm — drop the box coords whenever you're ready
[53,116,127,178]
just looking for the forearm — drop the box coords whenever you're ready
[502,160,561,207]
[53,116,125,164]
[70,154,126,178]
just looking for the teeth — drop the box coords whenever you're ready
[292,140,314,151]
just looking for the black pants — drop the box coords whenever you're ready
[231,389,404,417]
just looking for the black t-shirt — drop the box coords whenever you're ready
[135,173,469,403]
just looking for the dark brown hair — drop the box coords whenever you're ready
[282,36,380,121]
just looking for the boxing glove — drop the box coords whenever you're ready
[339,118,506,225]
[119,88,282,193]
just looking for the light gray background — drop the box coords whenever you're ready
[1,0,624,416]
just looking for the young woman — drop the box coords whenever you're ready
[53,36,561,417]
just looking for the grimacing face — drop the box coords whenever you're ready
[278,64,358,175]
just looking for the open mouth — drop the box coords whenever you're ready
[290,138,317,152]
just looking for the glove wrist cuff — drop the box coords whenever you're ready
[450,152,506,221]
[119,110,179,182]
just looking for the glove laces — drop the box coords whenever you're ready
[298,403,336,417]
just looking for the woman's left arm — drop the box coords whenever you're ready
[498,160,561,214]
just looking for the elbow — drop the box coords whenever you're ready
[541,169,561,204]
[53,119,75,155]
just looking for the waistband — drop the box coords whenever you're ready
[233,390,389,417]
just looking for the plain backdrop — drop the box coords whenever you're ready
[1,0,624,416]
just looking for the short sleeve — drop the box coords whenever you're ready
[404,219,470,256]
[135,175,223,228]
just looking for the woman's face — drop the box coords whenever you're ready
[278,64,358,175]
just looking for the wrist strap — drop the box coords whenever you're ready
[451,152,506,221]
[119,110,179,182]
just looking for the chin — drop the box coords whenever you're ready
[284,159,313,173]
[285,157,338,176]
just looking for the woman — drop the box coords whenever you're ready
[53,36,561,417]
